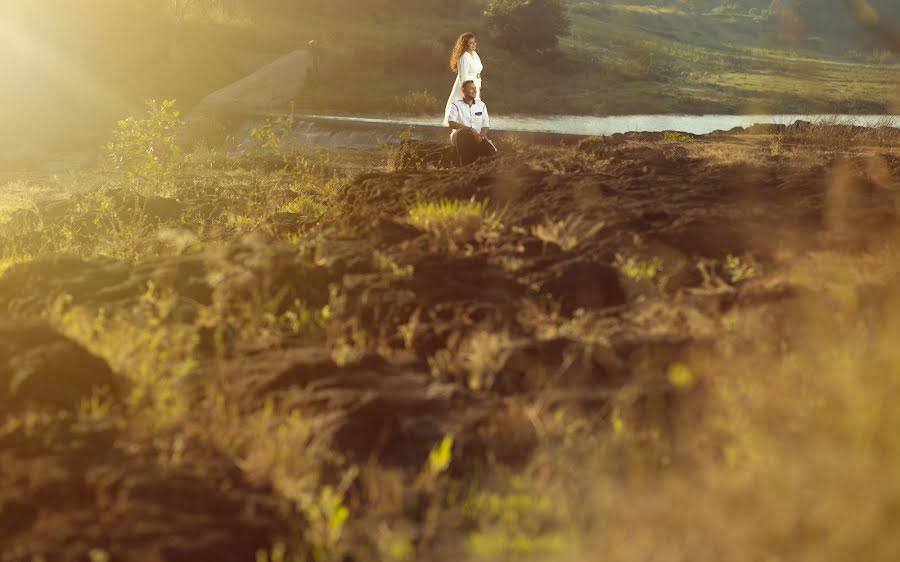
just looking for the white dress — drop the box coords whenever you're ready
[442,50,483,126]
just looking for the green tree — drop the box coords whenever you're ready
[484,0,571,52]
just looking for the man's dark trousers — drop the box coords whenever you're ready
[454,131,497,166]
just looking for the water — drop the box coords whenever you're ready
[302,113,897,136]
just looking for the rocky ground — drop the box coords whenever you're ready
[2,123,900,562]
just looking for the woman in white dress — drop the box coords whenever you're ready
[442,32,483,126]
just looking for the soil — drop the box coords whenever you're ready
[2,124,900,561]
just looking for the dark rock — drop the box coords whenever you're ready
[747,123,787,135]
[0,322,125,413]
[0,255,130,315]
[541,261,626,314]
[0,420,286,562]
[490,338,626,395]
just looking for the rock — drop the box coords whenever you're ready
[0,420,286,562]
[488,338,627,395]
[747,123,787,135]
[541,261,626,315]
[0,255,130,315]
[194,347,487,467]
[0,322,125,413]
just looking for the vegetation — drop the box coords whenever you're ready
[484,0,571,52]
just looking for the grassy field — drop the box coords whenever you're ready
[291,2,899,117]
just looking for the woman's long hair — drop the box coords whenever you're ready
[450,32,475,73]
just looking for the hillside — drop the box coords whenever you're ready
[1,0,897,159]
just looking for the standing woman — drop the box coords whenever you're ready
[443,32,483,126]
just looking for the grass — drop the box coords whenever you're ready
[407,196,505,244]
[289,3,898,117]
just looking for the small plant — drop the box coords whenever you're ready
[299,468,358,562]
[429,330,512,390]
[500,134,527,153]
[662,131,693,143]
[532,216,604,251]
[408,196,505,244]
[463,482,570,560]
[386,128,425,171]
[615,254,664,282]
[725,254,759,283]
[250,104,298,165]
[770,137,784,157]
[49,284,199,431]
[106,99,185,188]
[427,435,455,475]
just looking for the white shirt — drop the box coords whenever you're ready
[446,99,490,141]
[442,51,484,126]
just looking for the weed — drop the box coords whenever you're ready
[408,196,506,244]
[615,254,664,282]
[0,253,33,277]
[532,216,604,251]
[662,131,693,143]
[724,254,759,283]
[299,468,358,562]
[769,137,784,157]
[394,90,440,116]
[106,99,185,191]
[427,435,455,476]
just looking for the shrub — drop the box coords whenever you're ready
[484,0,570,52]
[394,90,440,116]
[106,99,185,188]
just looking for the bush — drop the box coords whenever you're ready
[484,0,570,52]
[394,90,441,116]
[106,99,185,188]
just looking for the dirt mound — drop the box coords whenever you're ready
[0,418,286,562]
[0,322,125,414]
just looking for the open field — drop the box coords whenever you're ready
[3,113,900,560]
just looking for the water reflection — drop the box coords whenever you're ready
[305,113,897,136]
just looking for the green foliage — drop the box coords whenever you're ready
[0,253,33,277]
[531,216,605,251]
[662,131,693,143]
[387,128,426,171]
[106,100,185,188]
[484,0,571,52]
[300,469,358,562]
[250,108,297,164]
[463,482,571,560]
[725,254,759,283]
[394,90,440,116]
[615,254,664,282]
[408,196,505,243]
[428,435,455,475]
[769,137,784,157]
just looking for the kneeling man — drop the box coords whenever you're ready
[446,80,497,166]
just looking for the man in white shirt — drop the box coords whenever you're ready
[446,80,497,166]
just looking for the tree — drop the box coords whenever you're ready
[484,0,571,52]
